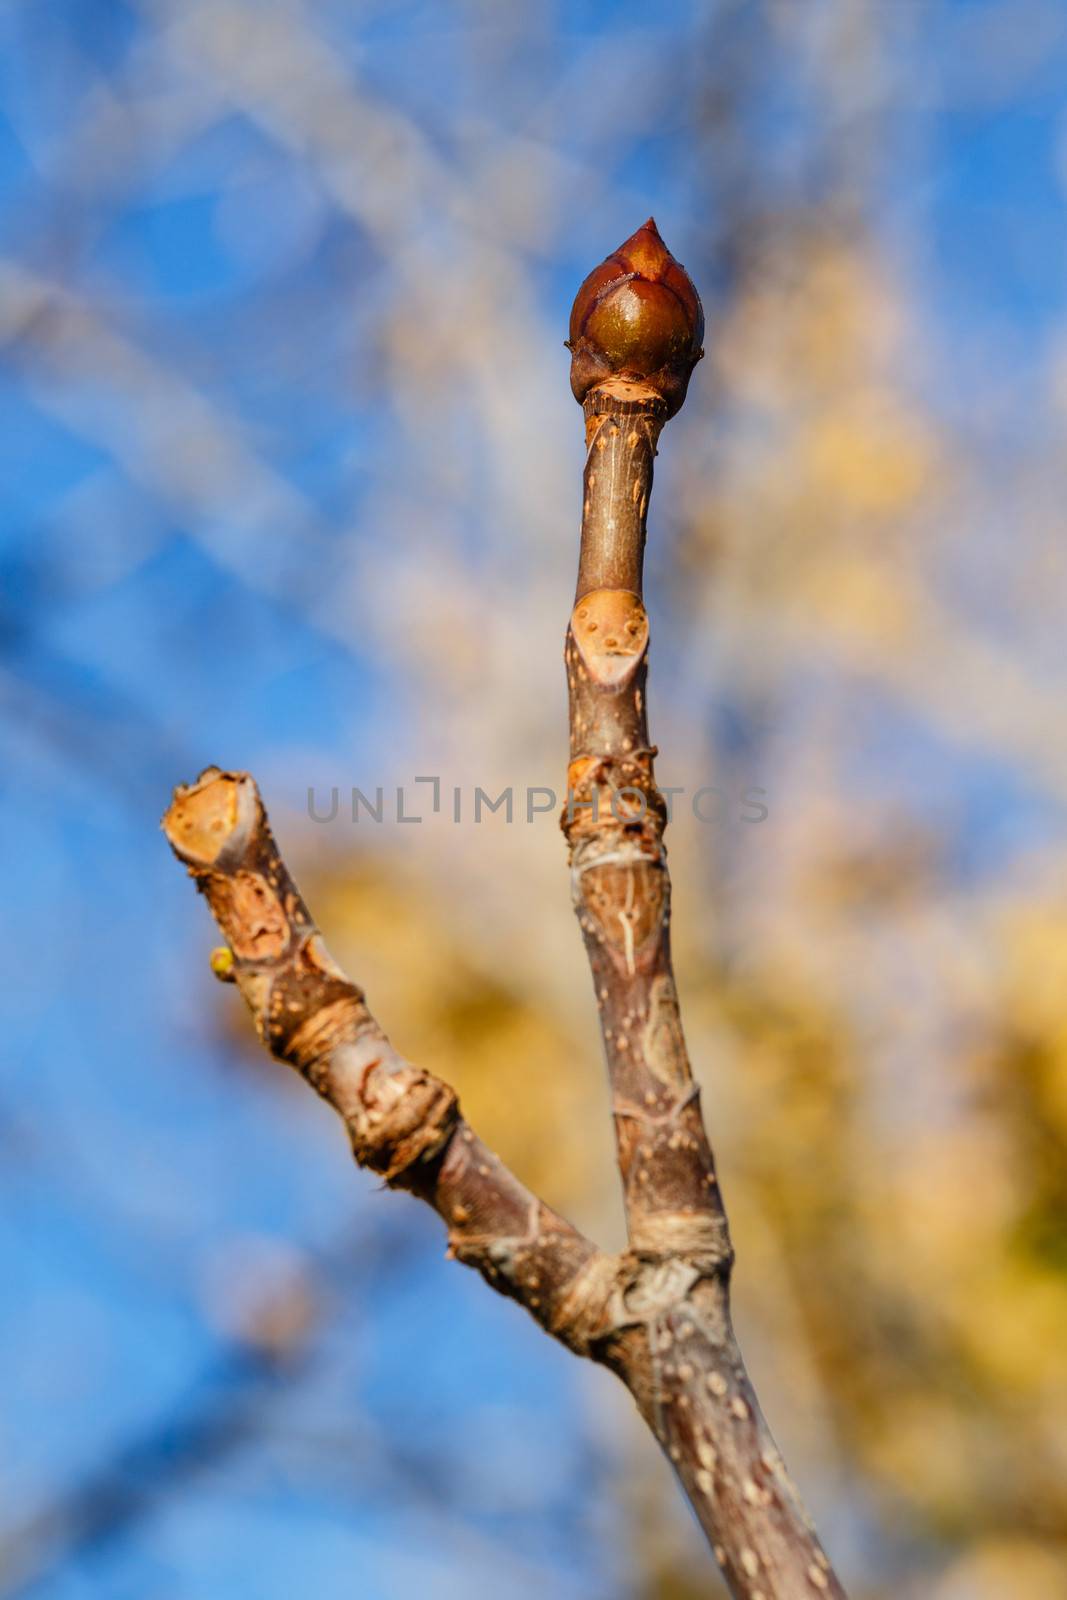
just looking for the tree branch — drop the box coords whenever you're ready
[561,219,847,1599]
[162,769,614,1360]
[161,221,849,1600]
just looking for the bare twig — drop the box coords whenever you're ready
[162,770,615,1361]
[561,219,846,1598]
[162,223,848,1600]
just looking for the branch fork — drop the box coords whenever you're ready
[163,219,847,1600]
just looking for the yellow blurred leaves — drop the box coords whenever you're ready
[799,553,913,650]
[962,1262,1067,1391]
[804,393,931,519]
[715,242,907,407]
[311,856,604,1214]
[866,1393,986,1528]
[999,898,1067,1039]
[889,1126,1019,1276]
[932,1539,1067,1600]
[707,237,938,611]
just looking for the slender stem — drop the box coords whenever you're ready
[566,384,730,1264]
[163,769,615,1359]
[562,381,847,1599]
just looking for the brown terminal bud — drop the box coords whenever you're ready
[567,218,704,417]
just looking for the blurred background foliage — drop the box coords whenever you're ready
[2,1,1067,1596]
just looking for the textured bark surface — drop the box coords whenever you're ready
[162,222,849,1599]
[565,388,727,1262]
[561,370,846,1598]
[164,768,845,1598]
[163,769,614,1359]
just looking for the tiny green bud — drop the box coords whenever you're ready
[210,945,236,982]
[568,218,704,417]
